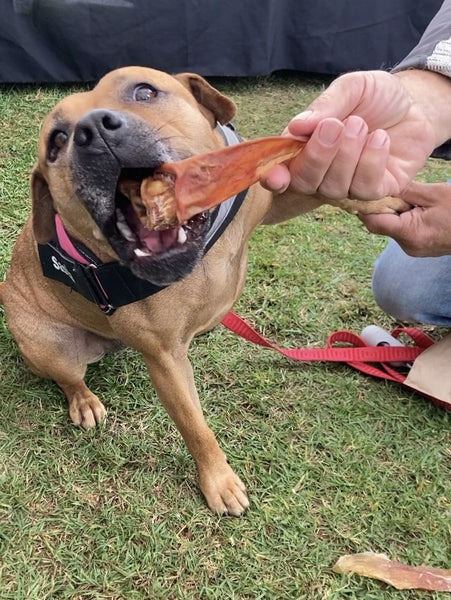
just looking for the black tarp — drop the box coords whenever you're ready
[0,0,444,83]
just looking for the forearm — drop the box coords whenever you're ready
[392,0,451,148]
[395,69,451,148]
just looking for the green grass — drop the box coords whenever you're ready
[0,73,450,599]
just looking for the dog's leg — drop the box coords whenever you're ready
[6,312,108,429]
[24,351,106,430]
[143,351,249,516]
[24,339,107,429]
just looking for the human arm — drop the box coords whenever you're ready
[262,67,451,201]
[358,70,451,256]
[262,0,451,197]
[262,0,451,255]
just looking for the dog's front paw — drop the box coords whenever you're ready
[60,381,107,429]
[199,463,249,516]
[69,395,106,430]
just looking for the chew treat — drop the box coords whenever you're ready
[141,136,305,229]
[139,174,176,229]
[333,553,451,591]
[139,136,411,230]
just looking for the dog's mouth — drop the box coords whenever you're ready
[109,167,209,285]
[116,168,209,256]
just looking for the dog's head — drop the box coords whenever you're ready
[31,66,236,286]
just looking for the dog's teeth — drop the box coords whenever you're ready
[134,248,152,258]
[116,215,135,242]
[117,221,135,242]
[177,227,187,244]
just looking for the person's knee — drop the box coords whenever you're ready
[372,240,451,326]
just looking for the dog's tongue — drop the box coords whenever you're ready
[137,220,178,252]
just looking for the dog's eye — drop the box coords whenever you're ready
[134,84,158,102]
[48,130,69,162]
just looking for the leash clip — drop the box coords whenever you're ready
[83,263,116,314]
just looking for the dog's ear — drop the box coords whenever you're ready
[31,167,56,243]
[175,73,236,126]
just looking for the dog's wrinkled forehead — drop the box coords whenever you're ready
[40,68,190,137]
[39,66,235,167]
[94,66,193,102]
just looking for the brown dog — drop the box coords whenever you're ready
[0,67,406,515]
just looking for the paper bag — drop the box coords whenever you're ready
[405,332,451,408]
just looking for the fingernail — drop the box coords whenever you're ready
[318,120,342,146]
[345,115,365,137]
[292,110,313,122]
[369,129,388,148]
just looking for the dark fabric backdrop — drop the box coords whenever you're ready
[0,0,444,83]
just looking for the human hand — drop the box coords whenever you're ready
[360,181,451,257]
[262,70,438,200]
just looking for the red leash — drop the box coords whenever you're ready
[221,311,449,409]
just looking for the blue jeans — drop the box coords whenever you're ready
[372,239,451,326]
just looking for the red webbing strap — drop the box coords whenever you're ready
[220,312,434,384]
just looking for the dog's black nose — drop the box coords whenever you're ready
[74,109,125,148]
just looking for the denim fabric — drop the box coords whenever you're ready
[372,239,451,326]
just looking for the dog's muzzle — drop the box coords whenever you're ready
[70,109,210,286]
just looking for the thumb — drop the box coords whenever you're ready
[400,180,451,207]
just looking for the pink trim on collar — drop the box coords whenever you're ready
[55,214,90,265]
[54,214,110,308]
